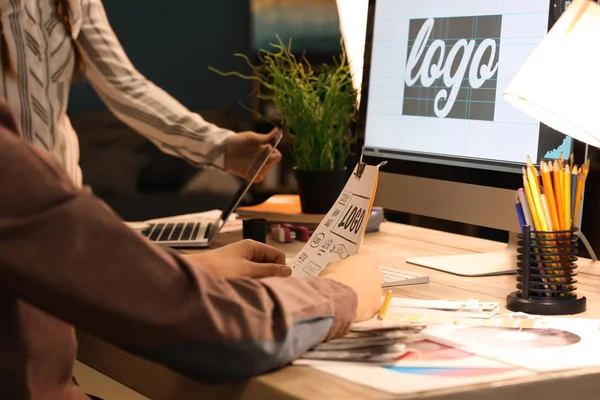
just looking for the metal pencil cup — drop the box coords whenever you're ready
[506,225,586,315]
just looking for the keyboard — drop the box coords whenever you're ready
[142,221,211,243]
[378,265,429,287]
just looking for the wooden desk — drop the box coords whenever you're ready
[77,222,600,399]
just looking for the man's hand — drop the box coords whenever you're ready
[224,129,282,183]
[320,253,383,322]
[183,239,291,278]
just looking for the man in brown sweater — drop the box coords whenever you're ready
[0,99,382,399]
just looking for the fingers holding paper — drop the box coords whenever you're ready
[183,240,290,278]
[320,253,383,322]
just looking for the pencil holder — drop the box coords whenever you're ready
[506,225,586,315]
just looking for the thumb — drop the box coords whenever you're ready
[256,128,280,144]
[247,262,292,278]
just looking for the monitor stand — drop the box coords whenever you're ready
[406,232,518,277]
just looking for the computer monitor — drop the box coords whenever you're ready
[344,0,593,276]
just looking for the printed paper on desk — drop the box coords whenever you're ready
[290,162,382,277]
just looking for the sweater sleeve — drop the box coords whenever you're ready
[77,0,234,168]
[0,100,357,382]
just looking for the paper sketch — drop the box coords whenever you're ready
[290,162,381,277]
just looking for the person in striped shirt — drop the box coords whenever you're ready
[0,0,281,187]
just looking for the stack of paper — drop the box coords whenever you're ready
[300,322,426,364]
[388,298,500,319]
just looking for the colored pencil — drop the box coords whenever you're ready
[541,161,560,231]
[552,160,565,230]
[564,164,571,230]
[541,192,553,231]
[569,153,574,170]
[527,156,540,187]
[515,155,593,297]
[558,153,564,170]
[523,169,542,231]
[517,188,534,228]
[527,167,548,231]
[571,165,578,227]
[575,159,590,228]
[377,290,393,321]
[515,194,526,233]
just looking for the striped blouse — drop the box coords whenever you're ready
[0,0,234,186]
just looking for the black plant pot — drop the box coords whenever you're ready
[294,168,347,214]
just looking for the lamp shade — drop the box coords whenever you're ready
[504,0,600,147]
[336,0,368,103]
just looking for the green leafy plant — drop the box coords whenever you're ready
[209,36,358,171]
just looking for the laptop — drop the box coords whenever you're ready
[135,131,283,248]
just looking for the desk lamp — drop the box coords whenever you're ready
[335,0,368,103]
[504,0,600,259]
[504,0,600,148]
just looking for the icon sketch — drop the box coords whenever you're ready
[330,243,349,259]
[310,232,325,248]
[302,262,321,276]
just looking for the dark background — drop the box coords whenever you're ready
[69,0,253,115]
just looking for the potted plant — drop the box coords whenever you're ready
[209,37,358,214]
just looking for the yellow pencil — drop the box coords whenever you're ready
[526,156,540,187]
[527,168,549,231]
[541,161,560,231]
[377,290,393,321]
[541,194,553,231]
[523,170,542,230]
[564,164,571,230]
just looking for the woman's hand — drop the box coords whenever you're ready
[183,239,291,278]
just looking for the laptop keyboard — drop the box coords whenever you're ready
[142,222,211,243]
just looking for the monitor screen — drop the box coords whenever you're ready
[363,0,571,173]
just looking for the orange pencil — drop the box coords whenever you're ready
[558,153,565,170]
[552,160,565,229]
[564,164,572,230]
[575,159,591,228]
[582,159,590,183]
[541,161,560,231]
